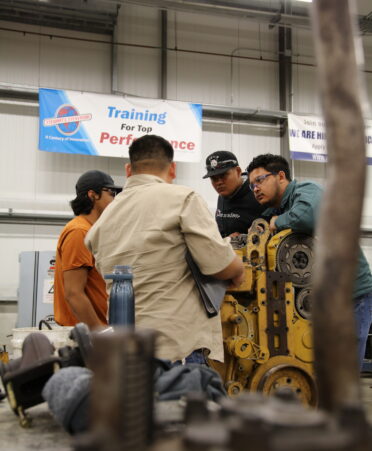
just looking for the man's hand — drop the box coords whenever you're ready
[211,255,244,285]
[231,270,245,287]
[269,216,278,233]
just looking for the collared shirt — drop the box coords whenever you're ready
[263,180,322,235]
[86,174,236,362]
[263,180,372,299]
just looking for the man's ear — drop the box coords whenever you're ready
[278,170,287,182]
[87,189,97,202]
[125,163,132,177]
[168,161,176,180]
[236,166,242,177]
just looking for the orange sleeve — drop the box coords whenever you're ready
[60,228,94,271]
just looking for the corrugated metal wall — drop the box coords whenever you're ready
[0,4,371,332]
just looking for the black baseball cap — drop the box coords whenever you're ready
[203,151,239,179]
[75,170,122,195]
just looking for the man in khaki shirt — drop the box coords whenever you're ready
[86,135,244,362]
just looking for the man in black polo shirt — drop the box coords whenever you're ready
[203,151,264,238]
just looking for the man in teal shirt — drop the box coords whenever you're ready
[247,153,372,369]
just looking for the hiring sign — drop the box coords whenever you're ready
[38,88,203,162]
[288,113,372,164]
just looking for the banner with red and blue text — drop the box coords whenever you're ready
[39,88,203,162]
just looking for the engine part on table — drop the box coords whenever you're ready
[208,219,316,405]
[295,287,312,320]
[104,265,135,327]
[58,323,115,369]
[246,218,271,269]
[0,332,61,427]
[0,323,115,427]
[75,328,156,451]
[230,234,248,250]
[247,356,317,406]
[268,230,314,288]
[58,322,93,368]
[181,390,370,451]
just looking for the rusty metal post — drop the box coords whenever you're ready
[310,0,366,414]
[75,328,156,451]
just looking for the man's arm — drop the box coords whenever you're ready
[269,216,278,233]
[210,255,244,287]
[274,183,322,234]
[63,268,106,330]
[181,192,245,287]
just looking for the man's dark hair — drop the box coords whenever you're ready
[247,154,292,181]
[70,190,101,216]
[129,135,174,172]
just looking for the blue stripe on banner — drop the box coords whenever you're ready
[291,151,372,165]
[290,151,327,163]
[39,88,98,156]
[189,103,203,127]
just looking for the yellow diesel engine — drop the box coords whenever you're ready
[208,219,317,406]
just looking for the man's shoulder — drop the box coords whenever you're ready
[152,182,196,198]
[291,180,323,197]
[61,216,90,235]
[293,180,322,190]
[57,217,90,250]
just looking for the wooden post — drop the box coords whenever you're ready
[310,0,366,414]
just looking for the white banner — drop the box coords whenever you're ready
[288,113,372,164]
[39,89,203,162]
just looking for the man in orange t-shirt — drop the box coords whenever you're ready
[54,170,121,329]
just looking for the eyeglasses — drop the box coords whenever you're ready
[206,159,237,171]
[101,187,117,197]
[249,173,276,191]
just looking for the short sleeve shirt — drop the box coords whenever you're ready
[86,174,236,362]
[54,215,108,326]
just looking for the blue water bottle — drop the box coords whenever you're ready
[104,265,135,327]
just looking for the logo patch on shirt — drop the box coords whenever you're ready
[216,209,240,219]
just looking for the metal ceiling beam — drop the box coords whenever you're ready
[202,104,286,124]
[278,0,293,161]
[101,0,372,34]
[0,82,287,125]
[0,0,119,35]
[107,0,311,28]
[0,0,371,36]
[161,10,168,99]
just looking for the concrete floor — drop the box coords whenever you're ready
[361,375,372,424]
[0,401,72,451]
[0,376,372,450]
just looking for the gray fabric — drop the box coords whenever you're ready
[42,366,92,434]
[43,361,226,435]
[154,362,226,402]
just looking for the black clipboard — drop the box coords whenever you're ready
[185,250,229,317]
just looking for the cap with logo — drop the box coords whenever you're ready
[75,170,122,195]
[203,151,239,179]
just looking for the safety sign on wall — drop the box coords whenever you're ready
[38,88,203,162]
[288,113,372,164]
